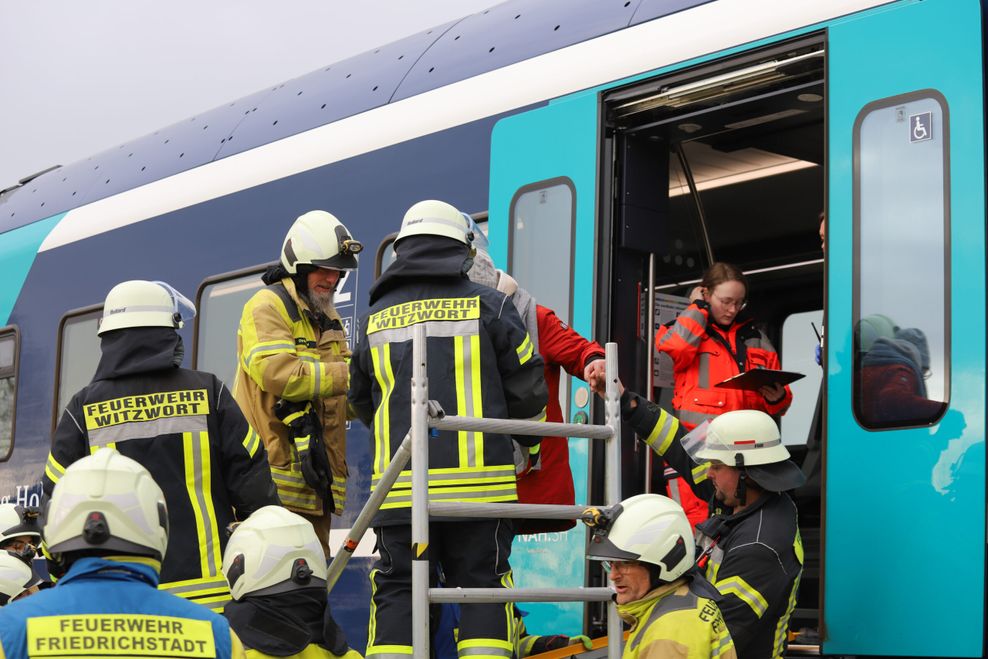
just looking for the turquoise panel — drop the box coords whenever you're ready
[0,214,64,326]
[826,0,985,656]
[489,93,599,633]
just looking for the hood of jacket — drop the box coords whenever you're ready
[93,327,183,381]
[369,235,473,304]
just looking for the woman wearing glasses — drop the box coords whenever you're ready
[655,262,792,525]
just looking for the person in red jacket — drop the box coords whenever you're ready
[467,248,604,534]
[654,262,792,529]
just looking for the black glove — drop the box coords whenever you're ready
[274,399,335,512]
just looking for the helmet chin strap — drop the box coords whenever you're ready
[734,454,747,506]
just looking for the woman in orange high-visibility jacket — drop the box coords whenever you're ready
[655,262,792,528]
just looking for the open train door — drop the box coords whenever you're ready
[488,91,602,635]
[825,0,986,656]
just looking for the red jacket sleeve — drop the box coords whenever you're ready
[536,305,605,377]
[654,302,709,372]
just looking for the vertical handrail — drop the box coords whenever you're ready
[644,255,655,494]
[603,342,623,659]
[411,324,431,659]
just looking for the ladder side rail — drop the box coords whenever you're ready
[411,324,431,659]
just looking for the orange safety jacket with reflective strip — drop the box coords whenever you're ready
[44,327,279,613]
[235,277,351,517]
[348,240,548,526]
[654,303,792,430]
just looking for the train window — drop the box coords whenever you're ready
[0,328,19,461]
[853,91,949,429]
[509,178,575,321]
[780,310,823,445]
[194,270,266,387]
[54,308,102,426]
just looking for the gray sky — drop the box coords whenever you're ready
[0,0,497,189]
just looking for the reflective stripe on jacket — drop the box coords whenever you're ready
[44,351,279,613]
[349,275,548,526]
[0,557,245,659]
[235,278,350,515]
[618,577,736,659]
[622,393,804,659]
[655,303,792,429]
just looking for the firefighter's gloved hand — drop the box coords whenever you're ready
[275,400,335,511]
[524,634,592,656]
[513,441,542,477]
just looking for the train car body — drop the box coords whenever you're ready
[1,0,985,656]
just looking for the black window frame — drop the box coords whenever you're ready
[191,262,274,370]
[0,326,20,463]
[51,305,103,435]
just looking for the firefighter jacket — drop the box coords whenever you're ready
[0,556,245,659]
[516,304,604,534]
[43,327,279,611]
[349,236,548,526]
[617,574,736,659]
[235,273,350,516]
[621,392,803,659]
[654,303,792,430]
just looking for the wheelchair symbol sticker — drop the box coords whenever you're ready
[910,112,932,142]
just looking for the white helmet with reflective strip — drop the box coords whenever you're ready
[0,504,41,546]
[0,551,35,605]
[281,210,362,274]
[396,200,473,247]
[98,280,196,335]
[694,410,805,492]
[586,494,694,583]
[44,449,169,562]
[223,505,326,600]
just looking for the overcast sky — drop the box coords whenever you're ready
[0,0,497,189]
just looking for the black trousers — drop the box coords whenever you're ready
[367,519,515,658]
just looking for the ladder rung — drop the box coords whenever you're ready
[431,414,614,440]
[428,587,615,603]
[429,502,603,519]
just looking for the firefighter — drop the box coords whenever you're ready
[43,280,279,611]
[609,385,804,659]
[235,210,361,555]
[349,199,548,659]
[0,449,246,657]
[0,552,38,606]
[222,506,361,659]
[586,494,736,659]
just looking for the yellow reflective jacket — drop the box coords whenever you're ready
[246,646,362,659]
[618,578,737,659]
[235,277,350,515]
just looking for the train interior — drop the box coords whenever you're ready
[593,35,826,641]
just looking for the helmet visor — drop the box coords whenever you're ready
[680,420,712,465]
[152,281,196,325]
[464,214,489,252]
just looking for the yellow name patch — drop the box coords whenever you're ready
[367,297,480,334]
[83,390,209,430]
[27,614,215,657]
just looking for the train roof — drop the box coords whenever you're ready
[0,0,711,235]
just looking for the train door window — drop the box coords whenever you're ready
[853,92,949,429]
[194,270,266,387]
[54,309,102,426]
[781,310,823,444]
[509,179,575,321]
[0,329,19,461]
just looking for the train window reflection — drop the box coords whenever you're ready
[196,272,265,388]
[853,92,949,429]
[54,310,101,427]
[0,330,18,461]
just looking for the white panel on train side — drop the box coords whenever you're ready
[40,0,891,253]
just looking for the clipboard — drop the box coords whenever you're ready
[714,368,805,391]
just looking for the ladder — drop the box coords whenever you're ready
[329,323,624,659]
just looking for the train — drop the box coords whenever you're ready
[0,0,984,656]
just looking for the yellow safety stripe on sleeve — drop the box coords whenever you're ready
[458,637,514,659]
[773,574,801,658]
[691,461,710,483]
[44,453,66,483]
[715,575,769,618]
[159,575,230,597]
[524,408,547,423]
[644,408,680,455]
[280,409,308,425]
[366,647,414,658]
[270,462,321,512]
[182,432,222,580]
[794,527,805,565]
[295,435,311,452]
[712,629,735,658]
[242,340,296,370]
[371,344,395,475]
[242,427,262,458]
[332,474,347,512]
[515,334,534,365]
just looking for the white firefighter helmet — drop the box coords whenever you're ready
[0,504,41,546]
[0,551,35,605]
[693,409,806,492]
[98,280,195,335]
[43,449,169,562]
[222,505,326,600]
[395,200,473,247]
[586,494,694,583]
[281,210,362,274]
